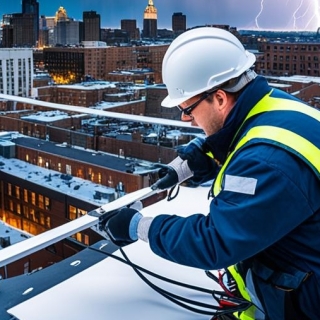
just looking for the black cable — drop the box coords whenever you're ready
[89,245,252,316]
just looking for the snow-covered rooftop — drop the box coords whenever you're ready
[0,156,117,207]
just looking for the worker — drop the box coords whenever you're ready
[105,27,320,319]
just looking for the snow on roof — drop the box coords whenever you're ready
[266,75,320,84]
[0,220,31,250]
[21,110,71,122]
[268,82,291,88]
[0,156,116,207]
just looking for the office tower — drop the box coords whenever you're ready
[172,12,186,36]
[0,48,33,96]
[53,7,83,46]
[142,0,157,39]
[56,19,83,46]
[39,15,56,47]
[22,0,39,46]
[83,11,101,41]
[2,13,35,47]
[121,19,140,41]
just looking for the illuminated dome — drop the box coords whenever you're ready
[144,0,157,19]
[55,6,68,22]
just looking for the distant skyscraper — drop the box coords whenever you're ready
[56,19,83,46]
[83,11,101,41]
[2,13,36,47]
[22,0,39,46]
[121,19,140,40]
[142,0,157,39]
[172,12,186,36]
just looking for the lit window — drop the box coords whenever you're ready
[24,189,28,202]
[31,192,36,205]
[38,195,44,209]
[15,186,20,199]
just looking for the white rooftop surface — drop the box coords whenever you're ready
[7,185,222,320]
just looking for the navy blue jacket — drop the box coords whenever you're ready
[149,77,320,318]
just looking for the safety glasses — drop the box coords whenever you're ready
[176,90,216,116]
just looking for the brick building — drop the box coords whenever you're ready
[43,44,168,84]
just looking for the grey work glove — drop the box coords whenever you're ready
[151,156,193,190]
[177,137,219,186]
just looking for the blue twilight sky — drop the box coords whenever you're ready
[1,0,320,31]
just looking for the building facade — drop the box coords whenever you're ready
[121,19,140,41]
[255,41,320,77]
[83,11,101,42]
[2,13,36,48]
[43,44,168,84]
[22,0,39,46]
[172,12,186,37]
[0,48,33,96]
[55,19,83,46]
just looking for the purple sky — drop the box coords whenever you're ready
[2,0,320,31]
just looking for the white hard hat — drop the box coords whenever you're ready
[161,27,256,108]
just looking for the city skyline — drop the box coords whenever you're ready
[1,0,320,31]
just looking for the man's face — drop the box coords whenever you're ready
[177,90,232,136]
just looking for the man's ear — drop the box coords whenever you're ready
[215,90,228,107]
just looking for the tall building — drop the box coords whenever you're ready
[83,11,101,41]
[0,48,33,96]
[56,19,83,46]
[2,13,36,47]
[54,7,83,46]
[39,15,56,47]
[121,19,140,41]
[22,0,39,46]
[172,12,186,37]
[142,0,157,39]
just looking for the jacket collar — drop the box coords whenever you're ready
[204,76,272,164]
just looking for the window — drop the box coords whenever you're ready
[24,189,28,202]
[68,206,87,220]
[17,203,21,215]
[38,195,44,209]
[23,206,29,219]
[31,192,36,205]
[15,186,20,199]
[66,164,72,175]
[69,205,77,220]
[7,183,12,196]
[45,197,51,210]
[9,200,14,211]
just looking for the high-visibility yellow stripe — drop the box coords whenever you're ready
[228,266,256,320]
[231,91,320,148]
[213,126,320,196]
[246,91,320,121]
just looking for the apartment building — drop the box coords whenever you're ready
[0,48,33,97]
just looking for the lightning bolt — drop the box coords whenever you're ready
[255,0,320,31]
[255,0,264,29]
[293,0,306,29]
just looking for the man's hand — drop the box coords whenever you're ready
[151,137,218,190]
[177,137,218,185]
[151,163,179,190]
[105,208,142,247]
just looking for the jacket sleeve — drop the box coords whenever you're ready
[148,144,320,270]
